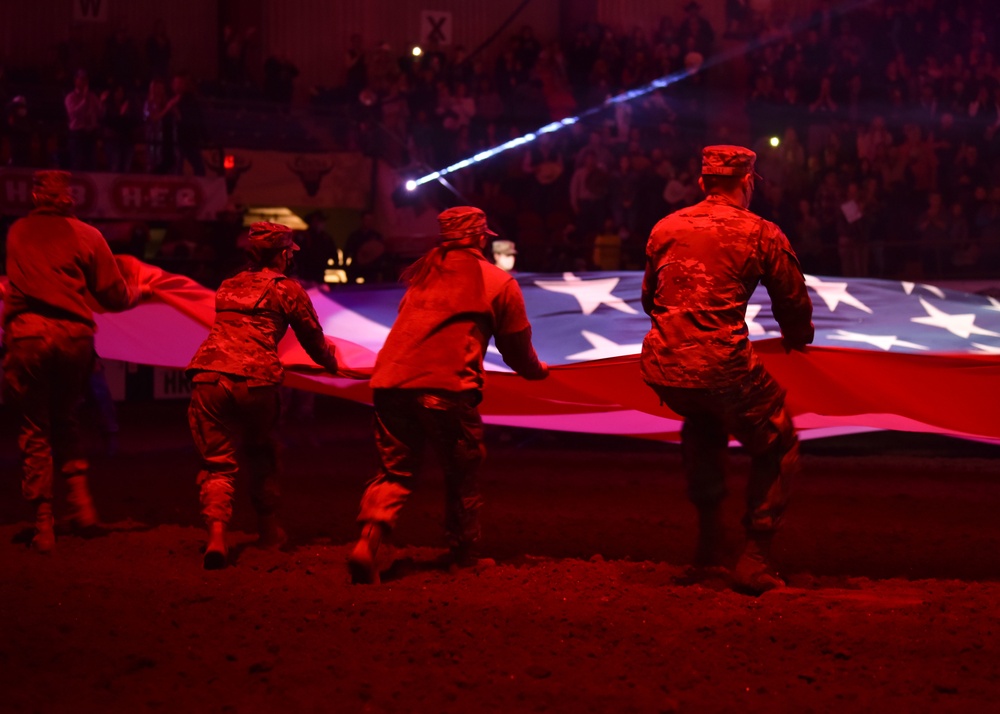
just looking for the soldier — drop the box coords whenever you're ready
[2,170,149,553]
[348,206,549,584]
[640,145,814,594]
[186,221,339,569]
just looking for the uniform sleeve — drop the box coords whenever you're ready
[492,279,547,379]
[85,227,140,312]
[281,281,339,373]
[641,258,657,316]
[759,223,814,348]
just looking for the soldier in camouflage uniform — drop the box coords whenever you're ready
[186,221,339,569]
[348,206,549,584]
[2,170,148,553]
[641,145,814,594]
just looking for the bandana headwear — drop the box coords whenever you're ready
[248,221,299,252]
[32,170,74,212]
[438,206,497,243]
[701,145,758,177]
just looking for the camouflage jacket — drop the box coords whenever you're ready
[640,194,814,388]
[187,268,337,385]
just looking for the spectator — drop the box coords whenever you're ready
[64,69,103,171]
[5,96,33,167]
[146,19,172,81]
[171,73,206,176]
[143,78,176,174]
[101,83,138,173]
[345,211,387,283]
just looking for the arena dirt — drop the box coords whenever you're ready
[2,399,998,712]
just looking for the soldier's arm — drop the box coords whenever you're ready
[280,280,339,373]
[641,259,657,316]
[759,223,814,350]
[86,228,141,311]
[493,281,548,380]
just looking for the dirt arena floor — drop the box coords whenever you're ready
[2,396,999,713]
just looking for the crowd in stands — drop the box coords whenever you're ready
[3,1,1000,283]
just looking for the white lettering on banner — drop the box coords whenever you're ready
[154,368,192,400]
[149,186,169,208]
[177,187,197,208]
[120,186,143,207]
[0,169,226,220]
[74,0,108,22]
[4,178,29,203]
[420,10,452,46]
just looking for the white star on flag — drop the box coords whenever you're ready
[911,298,1000,339]
[827,330,927,351]
[970,342,1000,355]
[804,275,873,313]
[745,304,779,336]
[984,297,1000,313]
[566,330,642,361]
[901,281,945,299]
[534,273,639,316]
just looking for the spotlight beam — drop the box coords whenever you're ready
[405,0,878,191]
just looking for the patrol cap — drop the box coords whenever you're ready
[438,206,497,242]
[32,170,74,210]
[248,221,299,251]
[701,145,758,178]
[491,239,517,256]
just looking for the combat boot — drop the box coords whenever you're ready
[203,521,228,570]
[256,513,288,549]
[348,522,386,584]
[732,532,785,595]
[66,474,99,530]
[694,504,726,567]
[32,500,55,554]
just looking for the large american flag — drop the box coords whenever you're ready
[5,266,998,443]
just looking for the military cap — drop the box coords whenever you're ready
[491,239,517,256]
[438,206,497,242]
[32,170,74,209]
[700,145,757,177]
[248,221,299,251]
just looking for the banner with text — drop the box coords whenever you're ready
[0,170,228,221]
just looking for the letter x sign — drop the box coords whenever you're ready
[420,10,452,46]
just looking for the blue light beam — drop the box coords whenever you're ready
[404,0,877,191]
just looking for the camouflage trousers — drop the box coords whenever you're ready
[358,388,485,549]
[188,374,281,525]
[649,362,799,533]
[2,323,94,502]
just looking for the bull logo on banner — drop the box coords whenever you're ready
[288,156,334,197]
[206,152,253,194]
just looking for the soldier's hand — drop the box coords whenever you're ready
[523,361,549,380]
[782,338,808,354]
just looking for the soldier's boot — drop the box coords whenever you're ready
[732,532,785,595]
[694,504,726,567]
[66,475,99,530]
[203,520,228,570]
[348,522,386,585]
[32,500,56,554]
[256,513,288,549]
